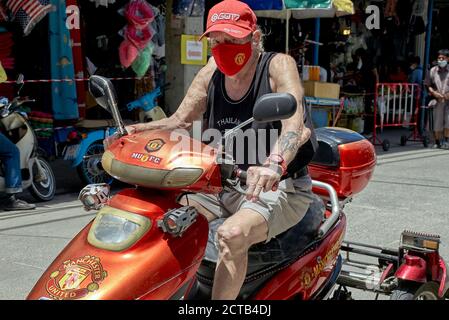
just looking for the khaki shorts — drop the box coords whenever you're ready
[432,101,449,131]
[181,176,315,241]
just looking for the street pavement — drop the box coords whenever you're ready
[0,128,448,300]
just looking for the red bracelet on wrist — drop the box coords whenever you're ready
[265,154,287,176]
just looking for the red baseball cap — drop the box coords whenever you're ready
[200,0,257,40]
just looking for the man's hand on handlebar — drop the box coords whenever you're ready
[245,165,282,202]
[125,123,147,135]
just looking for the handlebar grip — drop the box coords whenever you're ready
[237,169,247,185]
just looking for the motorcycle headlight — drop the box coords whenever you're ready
[88,206,151,251]
[161,168,203,188]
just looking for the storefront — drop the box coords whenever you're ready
[0,0,168,184]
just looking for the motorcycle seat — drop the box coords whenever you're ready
[191,194,324,300]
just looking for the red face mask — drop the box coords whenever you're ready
[211,42,252,76]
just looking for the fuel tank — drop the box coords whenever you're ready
[27,188,209,300]
[102,130,222,194]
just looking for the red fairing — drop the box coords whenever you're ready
[309,139,376,199]
[103,130,223,194]
[395,255,427,283]
[27,189,209,300]
[252,213,346,300]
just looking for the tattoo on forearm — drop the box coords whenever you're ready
[279,130,301,155]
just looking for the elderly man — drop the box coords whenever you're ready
[126,0,317,299]
[425,49,449,149]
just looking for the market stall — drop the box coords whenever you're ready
[0,0,168,184]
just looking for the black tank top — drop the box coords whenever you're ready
[205,52,317,175]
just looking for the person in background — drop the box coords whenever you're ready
[408,56,424,135]
[424,49,449,149]
[0,132,36,211]
[408,56,423,85]
[354,48,379,134]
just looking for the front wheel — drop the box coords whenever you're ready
[29,157,56,201]
[390,281,441,300]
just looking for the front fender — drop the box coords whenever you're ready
[72,130,112,167]
[395,255,427,283]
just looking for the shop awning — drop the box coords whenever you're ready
[242,0,354,54]
[243,0,354,19]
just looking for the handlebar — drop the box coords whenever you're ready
[233,168,247,185]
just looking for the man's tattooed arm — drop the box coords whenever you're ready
[272,126,310,165]
[279,130,301,155]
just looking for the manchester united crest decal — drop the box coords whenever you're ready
[145,138,165,153]
[45,255,107,300]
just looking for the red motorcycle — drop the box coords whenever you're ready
[27,76,377,300]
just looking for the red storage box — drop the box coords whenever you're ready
[309,127,376,199]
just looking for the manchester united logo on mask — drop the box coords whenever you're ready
[235,53,246,66]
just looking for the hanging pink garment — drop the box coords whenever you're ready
[124,0,155,29]
[119,25,153,68]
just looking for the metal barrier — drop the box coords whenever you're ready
[373,83,421,151]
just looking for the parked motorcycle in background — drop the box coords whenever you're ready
[0,74,56,201]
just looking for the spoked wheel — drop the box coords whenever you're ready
[382,139,391,151]
[390,281,441,300]
[76,142,113,185]
[414,282,441,300]
[29,157,56,201]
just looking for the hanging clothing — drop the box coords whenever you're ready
[49,0,78,120]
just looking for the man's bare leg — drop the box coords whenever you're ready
[212,208,268,300]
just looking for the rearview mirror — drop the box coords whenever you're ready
[253,93,297,123]
[88,75,126,135]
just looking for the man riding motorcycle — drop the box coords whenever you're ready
[125,0,317,300]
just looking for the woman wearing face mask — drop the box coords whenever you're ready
[424,49,449,149]
[125,0,318,300]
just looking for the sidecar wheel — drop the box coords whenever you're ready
[414,282,441,300]
[390,281,441,300]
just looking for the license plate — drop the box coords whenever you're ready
[63,144,81,161]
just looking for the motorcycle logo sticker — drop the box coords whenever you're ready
[131,152,162,165]
[145,139,165,153]
[45,255,108,300]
